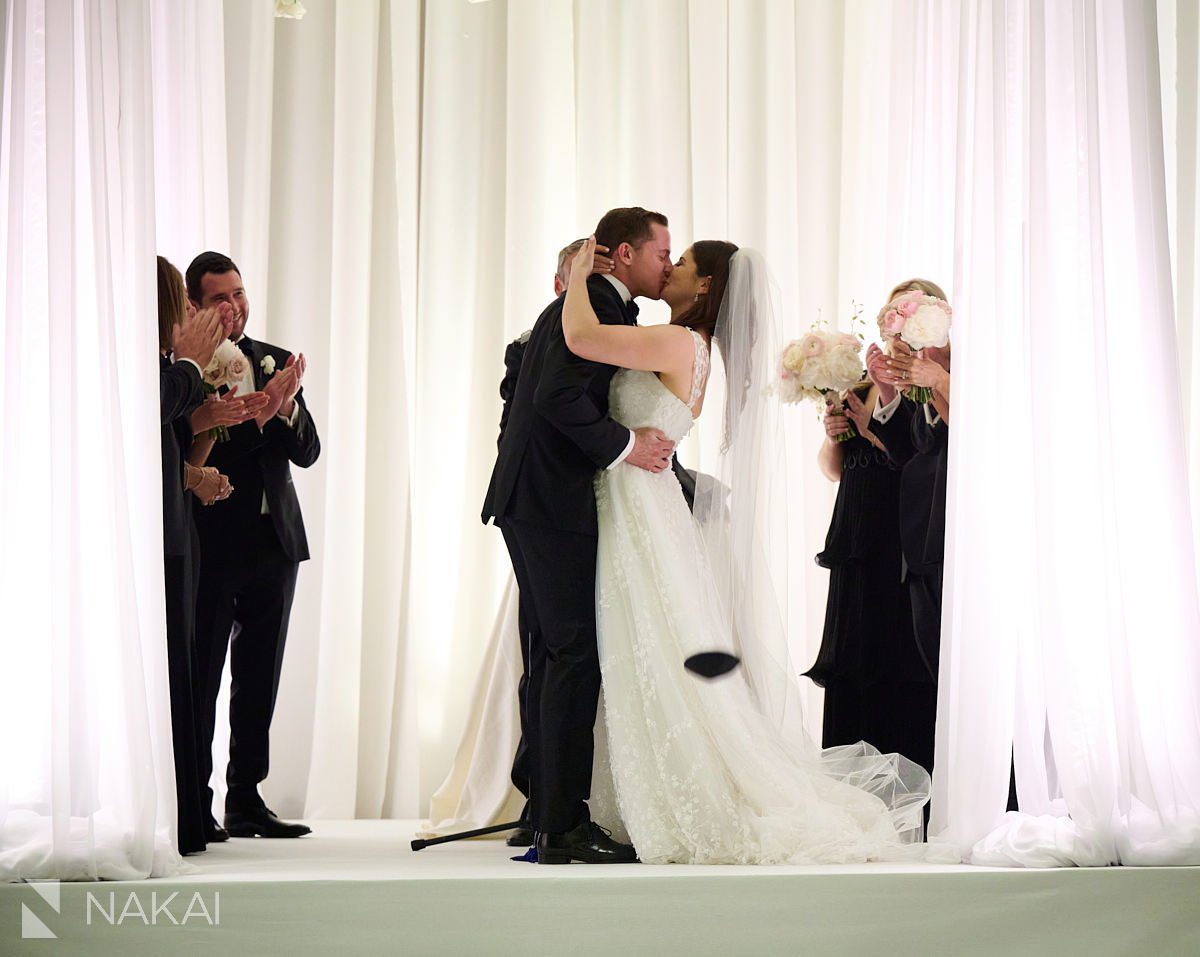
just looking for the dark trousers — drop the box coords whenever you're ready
[500,519,600,834]
[510,591,532,809]
[908,565,1019,810]
[194,515,299,816]
[164,530,207,854]
[908,564,943,683]
[907,564,943,823]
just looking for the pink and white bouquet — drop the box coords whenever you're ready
[878,290,952,404]
[200,339,250,441]
[776,321,866,442]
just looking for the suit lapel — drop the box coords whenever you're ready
[588,274,637,326]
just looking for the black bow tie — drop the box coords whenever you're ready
[626,300,639,323]
[235,336,254,357]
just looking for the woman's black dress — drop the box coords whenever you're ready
[160,357,208,854]
[804,431,937,775]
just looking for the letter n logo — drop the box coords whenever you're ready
[22,881,60,939]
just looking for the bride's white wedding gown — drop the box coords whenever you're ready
[593,329,928,864]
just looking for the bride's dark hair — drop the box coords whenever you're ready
[670,240,739,340]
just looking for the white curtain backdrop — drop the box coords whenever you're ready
[231,0,915,821]
[221,0,1200,834]
[1160,0,1200,570]
[3,0,1196,865]
[928,0,1200,865]
[0,0,181,879]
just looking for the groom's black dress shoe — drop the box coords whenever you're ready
[205,819,230,843]
[506,825,535,848]
[537,821,638,865]
[224,806,312,839]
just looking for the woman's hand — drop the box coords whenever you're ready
[823,403,851,440]
[590,247,614,276]
[192,388,272,434]
[887,351,949,394]
[865,343,901,404]
[570,236,599,283]
[185,464,232,506]
[844,391,874,437]
[570,237,614,280]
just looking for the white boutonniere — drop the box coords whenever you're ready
[274,0,306,19]
[260,355,277,376]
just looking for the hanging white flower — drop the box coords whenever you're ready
[261,355,277,376]
[274,0,307,20]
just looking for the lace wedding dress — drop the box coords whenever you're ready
[594,329,929,864]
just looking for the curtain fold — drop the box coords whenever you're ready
[0,0,180,880]
[220,2,1200,834]
[932,0,1200,865]
[8,0,1192,849]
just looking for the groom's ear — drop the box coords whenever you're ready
[613,241,635,264]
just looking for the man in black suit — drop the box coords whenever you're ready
[482,208,676,865]
[500,239,699,848]
[498,239,585,846]
[187,251,320,840]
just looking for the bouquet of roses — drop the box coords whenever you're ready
[878,290,952,404]
[776,315,867,442]
[200,339,250,441]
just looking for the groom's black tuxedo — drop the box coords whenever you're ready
[483,275,635,534]
[496,323,696,507]
[493,309,696,815]
[192,334,320,818]
[483,275,636,835]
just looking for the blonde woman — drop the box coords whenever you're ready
[855,279,952,774]
[804,291,934,773]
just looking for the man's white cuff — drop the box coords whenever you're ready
[607,429,636,470]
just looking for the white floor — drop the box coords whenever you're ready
[2,821,1198,956]
[174,819,978,882]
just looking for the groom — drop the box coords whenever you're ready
[482,207,675,864]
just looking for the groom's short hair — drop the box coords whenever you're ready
[186,251,241,303]
[594,207,668,256]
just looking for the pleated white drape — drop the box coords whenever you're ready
[0,0,181,879]
[1160,0,1200,571]
[236,0,895,820]
[5,0,1196,862]
[928,0,1200,865]
[224,2,1200,838]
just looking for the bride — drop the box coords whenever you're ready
[561,237,930,864]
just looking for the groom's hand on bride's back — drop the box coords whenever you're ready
[627,427,674,473]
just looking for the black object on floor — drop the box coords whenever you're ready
[410,820,524,852]
[684,652,741,679]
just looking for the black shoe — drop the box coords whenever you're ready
[537,821,638,865]
[205,819,230,843]
[506,826,535,848]
[224,806,312,839]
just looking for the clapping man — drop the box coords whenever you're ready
[187,252,320,840]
